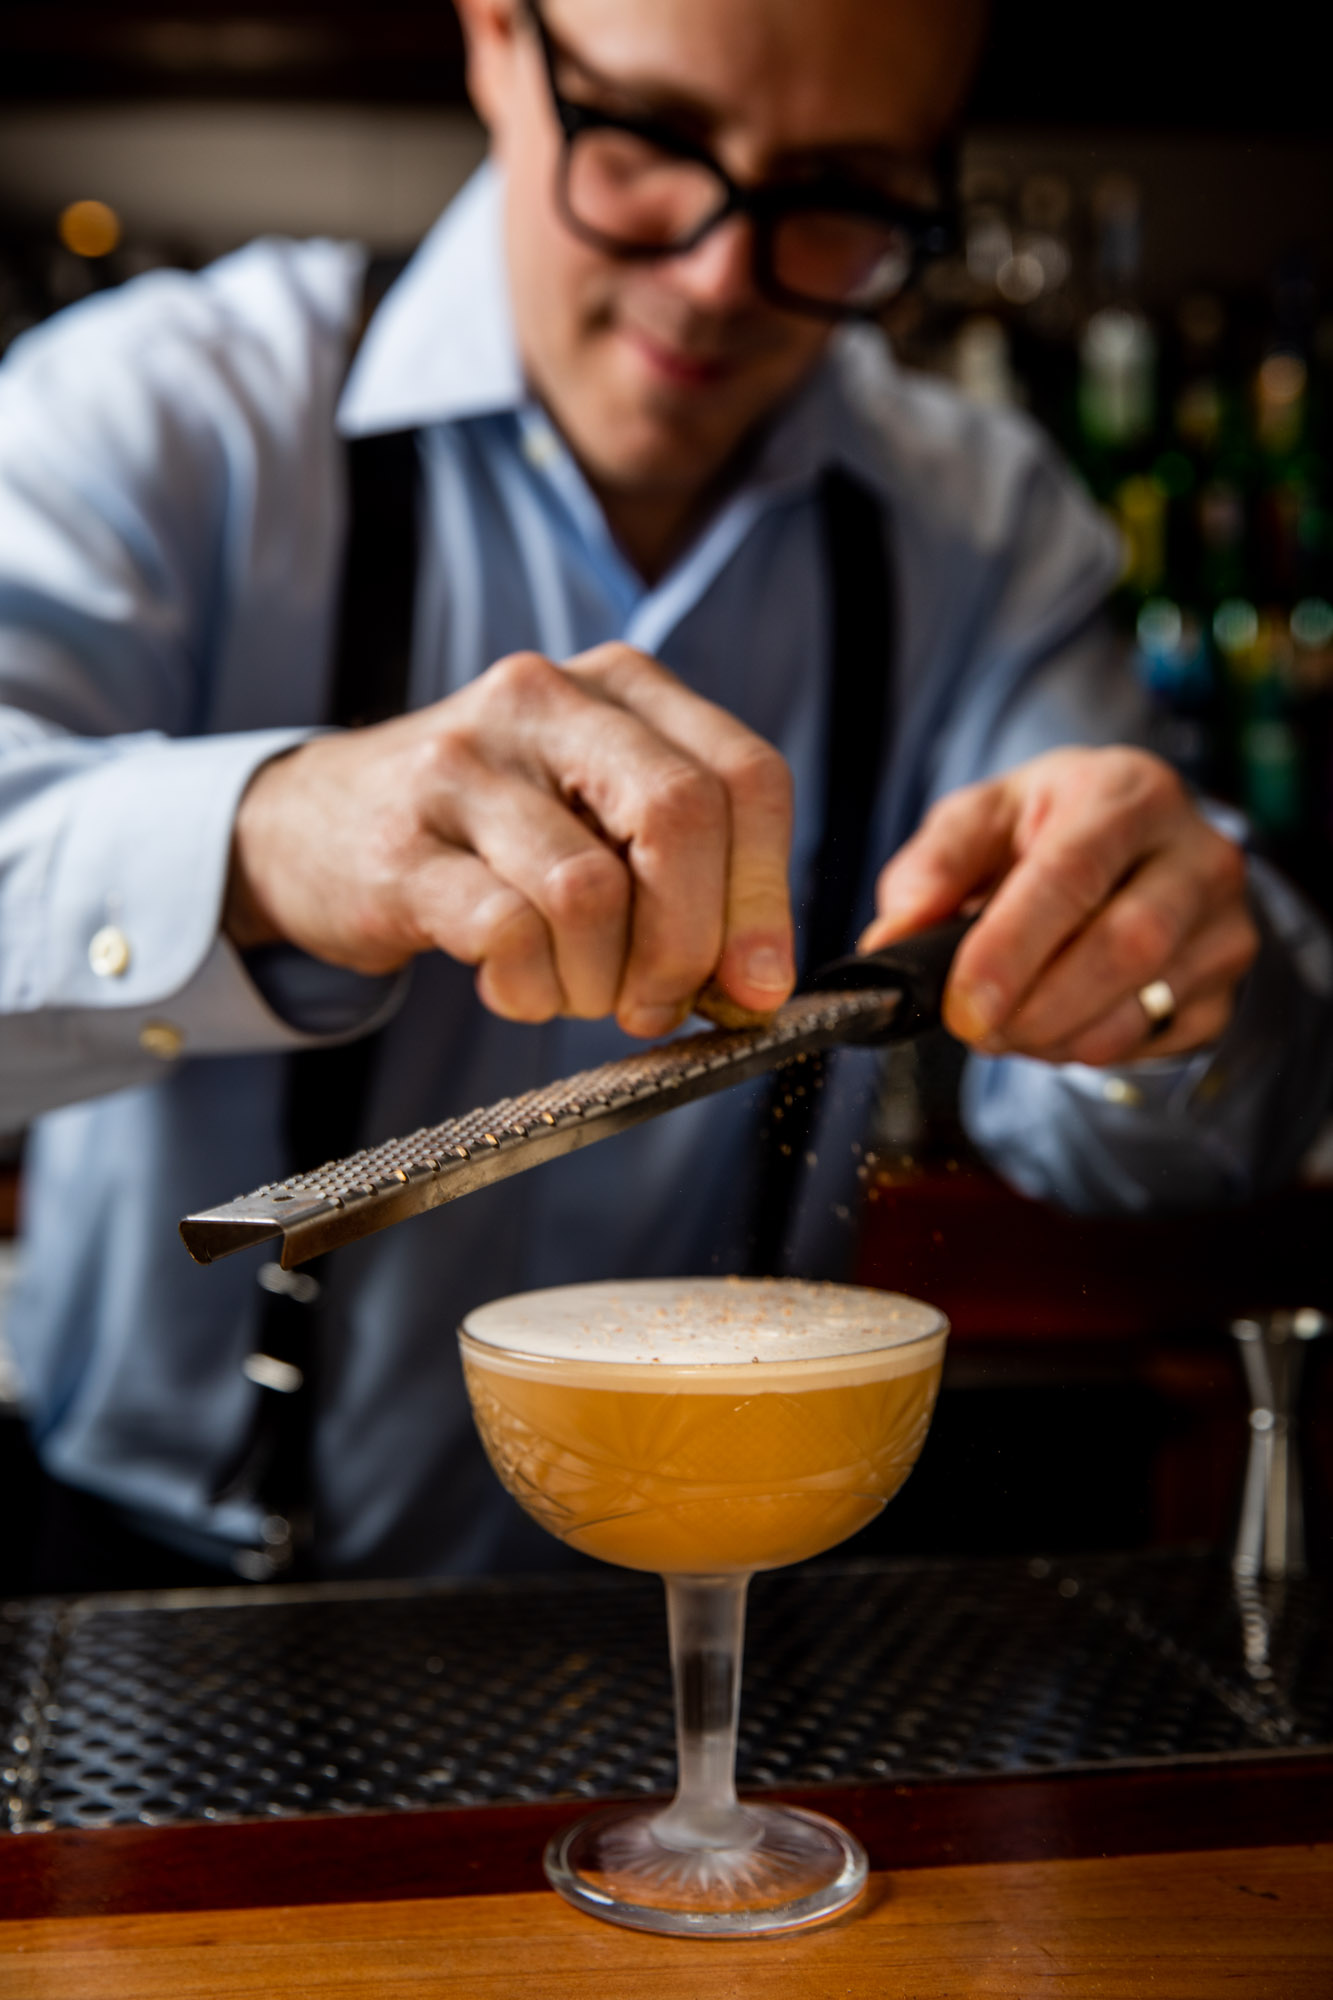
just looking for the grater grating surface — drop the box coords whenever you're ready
[180,985,902,1269]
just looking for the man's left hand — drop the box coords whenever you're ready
[860,747,1259,1065]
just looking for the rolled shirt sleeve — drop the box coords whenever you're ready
[0,718,403,1129]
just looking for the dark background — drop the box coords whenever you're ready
[0,0,1320,132]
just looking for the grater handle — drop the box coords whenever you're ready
[808,914,976,1043]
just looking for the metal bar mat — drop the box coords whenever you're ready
[4,1551,1330,1833]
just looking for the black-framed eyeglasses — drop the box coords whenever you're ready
[526,0,956,320]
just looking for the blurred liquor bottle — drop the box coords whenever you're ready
[1213,600,1302,837]
[1135,598,1217,794]
[1254,348,1327,605]
[1075,177,1167,602]
[923,160,1333,912]
[942,165,1080,434]
[1078,304,1157,501]
[1291,597,1333,907]
[1201,305,1330,882]
[1168,294,1251,609]
[1126,299,1243,797]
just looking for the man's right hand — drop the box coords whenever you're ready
[224,644,795,1040]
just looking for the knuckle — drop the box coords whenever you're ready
[412,726,473,790]
[924,784,980,834]
[911,800,977,876]
[543,845,629,930]
[1106,745,1181,807]
[1205,830,1249,897]
[1030,844,1106,919]
[1107,898,1177,980]
[483,649,557,706]
[719,739,791,812]
[477,890,546,963]
[566,642,655,695]
[641,761,726,844]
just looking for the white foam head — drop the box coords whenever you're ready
[461,1277,946,1371]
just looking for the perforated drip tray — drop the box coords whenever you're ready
[3,1551,1330,1833]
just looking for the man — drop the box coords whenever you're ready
[1,0,1329,1585]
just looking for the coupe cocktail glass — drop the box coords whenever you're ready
[459,1276,947,1937]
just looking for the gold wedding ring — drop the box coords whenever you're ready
[1137,978,1177,1037]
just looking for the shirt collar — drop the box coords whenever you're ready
[338,157,902,511]
[338,164,523,437]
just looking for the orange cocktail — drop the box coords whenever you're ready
[460,1290,943,1573]
[458,1278,948,1940]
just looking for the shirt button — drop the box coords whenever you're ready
[521,420,560,470]
[1102,1076,1143,1107]
[89,925,132,978]
[139,1020,185,1061]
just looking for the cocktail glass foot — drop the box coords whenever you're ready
[545,1798,867,1936]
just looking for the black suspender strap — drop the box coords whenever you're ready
[330,430,421,728]
[747,466,895,1276]
[803,468,896,978]
[283,429,423,1190]
[211,429,421,1576]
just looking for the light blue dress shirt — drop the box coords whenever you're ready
[2,167,1330,1575]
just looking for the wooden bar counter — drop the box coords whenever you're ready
[2,1759,1331,1995]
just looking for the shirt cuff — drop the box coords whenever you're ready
[40,727,413,1060]
[0,935,408,1130]
[41,728,315,1013]
[138,932,407,1057]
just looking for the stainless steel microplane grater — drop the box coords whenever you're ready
[180,919,969,1270]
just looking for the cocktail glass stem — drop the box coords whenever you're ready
[654,1574,758,1852]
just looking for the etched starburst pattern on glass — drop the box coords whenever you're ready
[463,1362,940,1573]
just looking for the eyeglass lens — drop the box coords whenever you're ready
[770,210,914,309]
[565,127,916,309]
